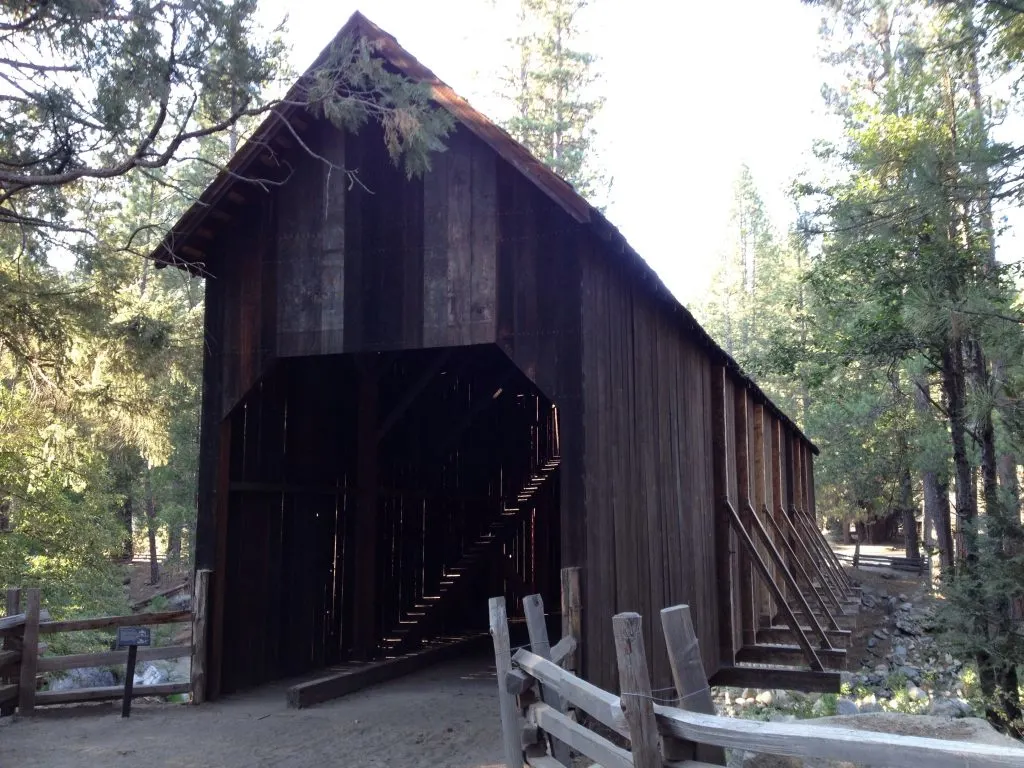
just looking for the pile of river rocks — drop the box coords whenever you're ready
[712,582,976,721]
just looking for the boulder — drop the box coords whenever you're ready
[906,684,928,701]
[756,690,774,706]
[133,663,168,687]
[836,698,859,716]
[48,667,117,692]
[928,697,973,718]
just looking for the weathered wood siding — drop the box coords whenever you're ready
[579,253,719,693]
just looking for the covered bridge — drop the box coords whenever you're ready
[154,12,857,702]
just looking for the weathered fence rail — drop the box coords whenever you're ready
[836,543,927,573]
[0,576,211,716]
[491,573,1023,768]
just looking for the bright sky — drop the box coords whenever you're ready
[256,0,836,305]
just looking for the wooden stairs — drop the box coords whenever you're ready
[380,456,561,655]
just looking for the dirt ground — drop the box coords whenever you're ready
[1,652,505,768]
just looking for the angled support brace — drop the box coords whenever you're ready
[792,507,854,595]
[772,506,844,615]
[762,505,841,631]
[725,500,824,671]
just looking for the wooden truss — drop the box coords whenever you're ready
[712,368,859,691]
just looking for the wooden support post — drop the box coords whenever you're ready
[852,542,861,568]
[524,594,571,767]
[612,613,662,768]
[725,502,824,670]
[17,587,40,715]
[354,362,380,660]
[191,568,211,704]
[778,508,844,614]
[709,366,734,667]
[794,510,853,596]
[734,390,757,646]
[489,597,524,768]
[559,567,581,672]
[1,587,20,717]
[660,605,727,766]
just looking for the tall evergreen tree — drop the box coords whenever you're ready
[502,0,609,203]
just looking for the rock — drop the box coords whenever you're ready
[900,602,914,612]
[867,636,878,649]
[899,665,922,682]
[885,596,899,613]
[134,663,168,687]
[769,712,797,723]
[741,687,754,699]
[755,690,774,706]
[898,593,908,601]
[837,698,859,716]
[929,698,973,718]
[891,645,908,661]
[873,663,889,675]
[48,667,117,692]
[742,753,802,768]
[907,684,928,701]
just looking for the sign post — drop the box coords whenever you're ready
[117,626,151,718]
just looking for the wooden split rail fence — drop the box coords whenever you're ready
[836,543,928,574]
[490,588,1023,768]
[1,571,211,715]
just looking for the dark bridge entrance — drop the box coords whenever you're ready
[216,345,561,695]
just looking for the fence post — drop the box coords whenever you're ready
[852,541,860,568]
[524,594,572,767]
[660,605,727,765]
[1,587,20,717]
[191,569,211,704]
[612,612,662,768]
[17,587,40,715]
[489,597,524,768]
[559,567,581,672]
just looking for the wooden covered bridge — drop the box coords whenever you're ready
[153,12,858,702]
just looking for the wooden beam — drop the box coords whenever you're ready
[757,627,850,648]
[36,644,191,673]
[1,587,18,716]
[709,366,734,668]
[736,644,846,670]
[559,567,581,672]
[287,634,489,709]
[709,665,841,693]
[742,502,834,650]
[39,609,190,634]
[18,588,40,714]
[733,391,757,647]
[191,568,209,704]
[34,682,188,706]
[762,506,842,628]
[209,417,231,701]
[375,349,452,444]
[0,649,19,669]
[353,364,380,660]
[725,501,823,671]
[532,703,634,768]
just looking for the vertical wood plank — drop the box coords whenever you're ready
[446,135,472,346]
[612,612,661,768]
[660,605,727,765]
[524,594,571,767]
[560,567,582,672]
[353,363,380,660]
[17,587,40,715]
[321,126,346,353]
[489,597,524,768]
[470,139,497,344]
[191,568,211,704]
[422,144,448,348]
[209,417,232,699]
[1,587,20,716]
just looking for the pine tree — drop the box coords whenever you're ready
[502,0,609,203]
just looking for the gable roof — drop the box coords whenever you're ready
[152,10,817,453]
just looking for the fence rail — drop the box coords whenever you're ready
[0,581,208,716]
[490,569,1023,768]
[836,542,927,573]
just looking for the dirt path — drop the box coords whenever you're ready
[1,653,505,768]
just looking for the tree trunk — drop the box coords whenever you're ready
[144,470,159,585]
[167,527,182,563]
[941,338,975,567]
[119,493,134,562]
[842,516,854,545]
[934,475,955,573]
[901,468,919,560]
